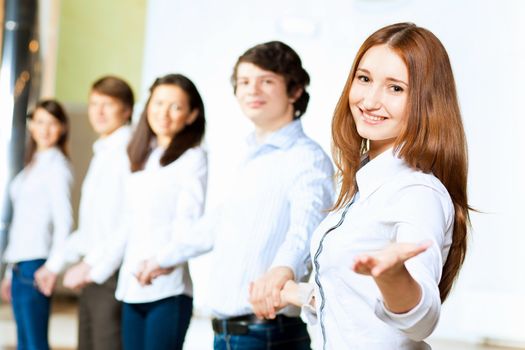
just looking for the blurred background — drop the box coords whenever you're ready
[0,0,523,349]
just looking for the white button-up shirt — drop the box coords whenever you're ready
[154,120,335,318]
[52,125,132,272]
[309,149,454,350]
[4,147,73,273]
[89,146,207,304]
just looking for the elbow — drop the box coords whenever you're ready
[404,314,439,342]
[375,286,441,342]
[402,300,440,341]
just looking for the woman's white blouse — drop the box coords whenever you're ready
[3,148,73,271]
[309,149,454,350]
[89,146,207,304]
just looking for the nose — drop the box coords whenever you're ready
[156,105,171,120]
[246,80,260,94]
[94,104,104,116]
[362,85,382,110]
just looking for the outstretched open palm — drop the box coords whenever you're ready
[352,240,432,278]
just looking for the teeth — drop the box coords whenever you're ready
[364,113,385,121]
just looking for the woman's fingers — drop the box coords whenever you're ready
[353,241,432,276]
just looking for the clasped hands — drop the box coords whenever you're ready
[0,256,175,300]
[62,261,93,291]
[61,258,173,291]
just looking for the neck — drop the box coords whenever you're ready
[253,116,294,143]
[369,138,395,160]
[98,125,125,139]
[157,136,172,148]
[36,145,54,152]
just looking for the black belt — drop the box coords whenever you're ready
[212,314,303,335]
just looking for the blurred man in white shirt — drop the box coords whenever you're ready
[60,76,134,350]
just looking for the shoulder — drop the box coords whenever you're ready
[180,146,207,164]
[289,136,333,170]
[390,170,454,221]
[47,149,73,179]
[396,170,449,198]
[162,146,207,175]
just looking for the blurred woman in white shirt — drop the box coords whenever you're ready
[276,22,471,350]
[1,99,73,350]
[67,74,207,350]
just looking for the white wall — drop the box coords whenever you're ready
[142,0,525,344]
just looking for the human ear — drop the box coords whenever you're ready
[289,87,303,103]
[185,109,199,125]
[27,119,34,132]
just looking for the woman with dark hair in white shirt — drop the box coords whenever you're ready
[66,74,207,350]
[1,99,73,350]
[273,23,472,349]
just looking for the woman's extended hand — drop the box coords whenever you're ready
[352,240,431,278]
[352,240,432,314]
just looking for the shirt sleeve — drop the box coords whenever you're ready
[374,184,454,341]
[44,162,74,274]
[85,164,132,284]
[270,148,335,280]
[296,282,318,324]
[86,222,129,284]
[2,264,13,280]
[155,151,211,268]
[83,153,131,271]
[44,228,83,274]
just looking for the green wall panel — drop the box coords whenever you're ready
[55,0,146,103]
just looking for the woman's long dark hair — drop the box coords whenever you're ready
[25,99,70,165]
[127,74,205,172]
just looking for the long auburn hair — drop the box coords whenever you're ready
[127,74,205,172]
[331,22,470,302]
[25,99,70,165]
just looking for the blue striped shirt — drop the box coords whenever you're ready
[156,120,335,317]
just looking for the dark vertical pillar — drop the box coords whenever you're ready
[0,0,38,268]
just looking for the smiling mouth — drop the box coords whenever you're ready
[360,108,387,123]
[247,101,265,108]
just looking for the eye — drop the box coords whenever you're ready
[389,85,404,93]
[237,79,249,86]
[356,75,370,83]
[262,79,274,85]
[169,104,181,112]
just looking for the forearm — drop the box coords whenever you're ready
[374,265,421,314]
[281,281,315,308]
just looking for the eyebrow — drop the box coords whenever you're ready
[236,74,280,80]
[356,68,408,87]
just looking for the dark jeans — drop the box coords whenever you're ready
[121,295,193,350]
[213,317,311,350]
[11,259,50,350]
[78,272,122,350]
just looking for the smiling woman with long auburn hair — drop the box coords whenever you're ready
[279,22,471,350]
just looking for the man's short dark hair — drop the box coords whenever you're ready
[91,75,135,113]
[231,41,310,119]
